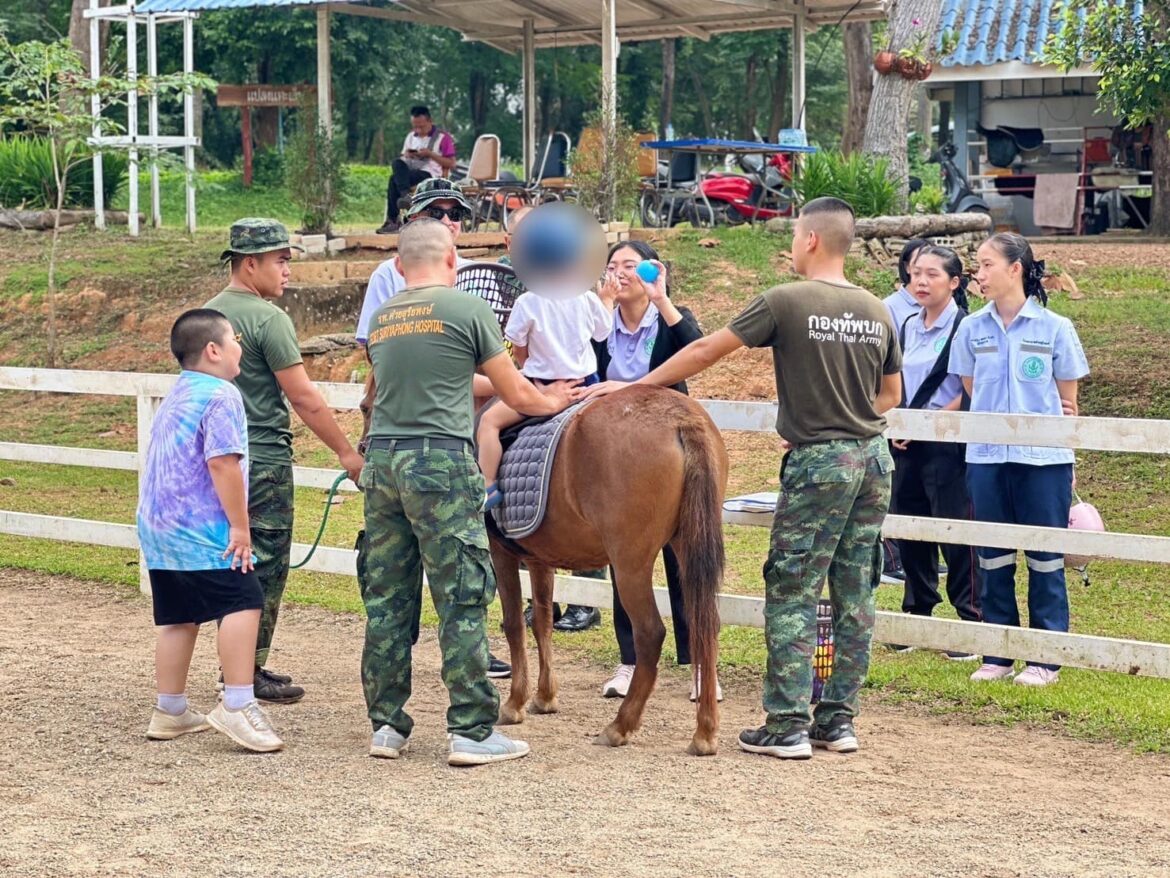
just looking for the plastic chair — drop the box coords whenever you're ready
[456,134,501,230]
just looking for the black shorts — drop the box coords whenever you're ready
[149,568,264,626]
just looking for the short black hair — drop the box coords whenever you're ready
[170,308,232,369]
[799,196,856,255]
[410,104,431,118]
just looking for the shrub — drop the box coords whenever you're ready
[572,111,642,223]
[910,183,946,214]
[0,136,127,209]
[284,100,347,235]
[790,150,899,218]
[250,146,286,189]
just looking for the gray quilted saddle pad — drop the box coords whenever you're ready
[492,400,592,539]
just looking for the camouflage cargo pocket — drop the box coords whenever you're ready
[249,463,294,531]
[763,533,814,601]
[453,536,496,608]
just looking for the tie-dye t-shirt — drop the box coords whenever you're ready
[137,370,249,570]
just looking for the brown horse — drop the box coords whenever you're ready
[361,380,728,755]
[491,385,728,755]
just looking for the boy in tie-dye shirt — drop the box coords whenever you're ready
[136,309,284,752]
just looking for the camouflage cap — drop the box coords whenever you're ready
[219,217,304,260]
[405,178,472,219]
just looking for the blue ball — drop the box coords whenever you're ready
[635,260,660,284]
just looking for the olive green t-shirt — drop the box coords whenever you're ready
[728,280,901,444]
[203,287,303,464]
[367,284,506,442]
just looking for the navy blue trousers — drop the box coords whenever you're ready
[966,462,1072,670]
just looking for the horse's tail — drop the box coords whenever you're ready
[675,409,726,744]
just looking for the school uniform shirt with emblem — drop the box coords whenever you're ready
[728,279,902,444]
[137,371,248,570]
[949,296,1089,465]
[901,299,964,409]
[366,284,505,442]
[203,287,304,464]
[884,285,921,330]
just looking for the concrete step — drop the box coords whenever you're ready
[347,231,507,250]
[290,247,497,285]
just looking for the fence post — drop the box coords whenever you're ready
[136,393,161,596]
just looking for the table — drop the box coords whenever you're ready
[640,138,818,226]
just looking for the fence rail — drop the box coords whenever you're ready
[3,367,1170,678]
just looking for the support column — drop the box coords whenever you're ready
[522,17,536,177]
[136,393,161,596]
[317,5,332,133]
[791,1,806,130]
[127,11,139,237]
[183,12,196,234]
[89,0,105,230]
[146,13,161,228]
[601,0,617,136]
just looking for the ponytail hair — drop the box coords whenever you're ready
[986,232,1047,305]
[915,244,970,313]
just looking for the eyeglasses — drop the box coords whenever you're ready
[421,205,468,222]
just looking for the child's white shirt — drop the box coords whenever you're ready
[504,290,612,379]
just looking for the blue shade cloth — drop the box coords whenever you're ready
[948,297,1090,467]
[641,138,818,155]
[136,371,249,571]
[939,0,1146,67]
[136,0,364,11]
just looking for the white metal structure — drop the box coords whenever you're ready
[2,366,1170,678]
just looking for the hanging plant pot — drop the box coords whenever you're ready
[896,56,924,80]
[916,61,934,81]
[873,51,896,74]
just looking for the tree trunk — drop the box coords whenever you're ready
[766,35,789,142]
[741,54,759,139]
[842,21,873,155]
[1150,113,1170,237]
[689,69,714,138]
[469,68,489,137]
[659,38,676,137]
[69,0,109,76]
[861,0,944,209]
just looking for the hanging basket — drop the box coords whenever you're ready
[895,56,932,81]
[873,50,896,74]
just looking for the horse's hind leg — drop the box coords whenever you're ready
[596,563,663,747]
[491,543,528,725]
[528,561,559,714]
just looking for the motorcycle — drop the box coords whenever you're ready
[934,141,989,215]
[640,151,795,228]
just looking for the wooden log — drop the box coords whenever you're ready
[765,212,992,239]
[0,208,143,230]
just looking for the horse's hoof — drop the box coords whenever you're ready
[686,736,718,757]
[498,703,526,726]
[594,723,630,747]
[529,696,559,715]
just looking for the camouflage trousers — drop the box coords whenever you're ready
[762,436,892,734]
[249,460,294,667]
[358,441,499,741]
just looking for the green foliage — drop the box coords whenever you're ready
[248,146,286,189]
[572,112,642,223]
[284,101,348,235]
[910,183,946,214]
[791,150,900,217]
[0,136,127,208]
[1042,1,1170,128]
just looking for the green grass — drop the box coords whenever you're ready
[3,226,1170,750]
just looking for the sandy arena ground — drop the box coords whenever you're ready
[2,569,1169,878]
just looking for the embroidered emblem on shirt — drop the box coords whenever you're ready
[1021,355,1046,380]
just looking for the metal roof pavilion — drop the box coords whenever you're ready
[87,0,889,233]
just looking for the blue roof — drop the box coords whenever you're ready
[136,0,366,11]
[938,0,1145,68]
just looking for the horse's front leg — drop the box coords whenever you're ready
[491,542,528,725]
[527,560,560,714]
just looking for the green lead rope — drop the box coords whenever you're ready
[290,471,351,570]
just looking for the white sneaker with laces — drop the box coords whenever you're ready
[207,701,285,752]
[601,664,635,698]
[146,707,210,740]
[370,725,409,759]
[970,662,1015,682]
[690,669,724,703]
[1014,666,1060,687]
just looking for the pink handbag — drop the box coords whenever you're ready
[1066,493,1105,583]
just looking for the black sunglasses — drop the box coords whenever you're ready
[421,205,468,222]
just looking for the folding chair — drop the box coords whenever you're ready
[640,149,700,228]
[490,131,572,228]
[455,134,501,230]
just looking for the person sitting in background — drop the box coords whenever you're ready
[592,240,715,700]
[888,245,981,661]
[377,105,456,235]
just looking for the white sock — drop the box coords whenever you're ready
[223,684,254,711]
[157,693,187,716]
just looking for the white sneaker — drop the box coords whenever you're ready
[207,701,285,753]
[690,669,724,703]
[448,730,530,766]
[970,662,1015,682]
[146,707,210,740]
[370,724,409,759]
[601,664,635,698]
[1014,666,1060,687]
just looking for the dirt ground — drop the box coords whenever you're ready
[3,571,1170,878]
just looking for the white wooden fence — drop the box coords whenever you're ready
[2,366,1170,678]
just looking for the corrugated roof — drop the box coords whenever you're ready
[135,0,360,11]
[938,0,1145,68]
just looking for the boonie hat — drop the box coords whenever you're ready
[220,217,304,261]
[405,178,472,219]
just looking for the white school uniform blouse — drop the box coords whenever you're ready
[949,297,1089,466]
